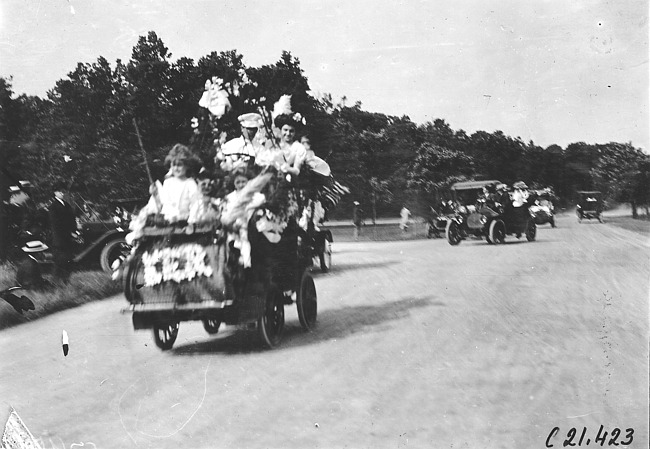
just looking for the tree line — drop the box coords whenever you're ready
[1,31,648,222]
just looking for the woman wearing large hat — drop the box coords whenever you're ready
[255,95,307,176]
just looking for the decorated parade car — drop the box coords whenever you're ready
[121,168,320,350]
[576,191,603,223]
[445,180,537,245]
[117,78,348,350]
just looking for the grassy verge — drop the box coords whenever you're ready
[327,219,430,242]
[0,263,121,330]
[605,214,650,237]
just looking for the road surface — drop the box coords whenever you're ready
[1,214,648,448]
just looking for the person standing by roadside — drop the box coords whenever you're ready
[352,201,363,241]
[399,206,411,232]
[49,186,77,283]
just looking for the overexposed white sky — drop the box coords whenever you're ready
[1,0,648,150]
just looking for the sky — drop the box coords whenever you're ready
[1,0,648,151]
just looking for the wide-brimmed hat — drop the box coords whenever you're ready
[22,240,49,253]
[513,181,528,189]
[238,112,262,128]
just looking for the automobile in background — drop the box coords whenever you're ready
[576,191,603,223]
[445,180,537,245]
[530,188,556,228]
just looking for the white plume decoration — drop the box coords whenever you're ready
[272,95,293,119]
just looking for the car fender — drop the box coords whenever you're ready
[72,229,127,263]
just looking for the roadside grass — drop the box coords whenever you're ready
[604,214,650,237]
[0,263,121,330]
[329,219,430,242]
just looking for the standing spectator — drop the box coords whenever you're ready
[352,201,363,241]
[399,206,411,232]
[49,186,77,282]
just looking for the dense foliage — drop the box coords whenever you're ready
[1,31,648,223]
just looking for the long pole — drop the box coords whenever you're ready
[132,119,162,211]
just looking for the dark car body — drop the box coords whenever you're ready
[576,191,603,223]
[446,180,537,245]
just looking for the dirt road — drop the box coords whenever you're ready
[1,214,648,448]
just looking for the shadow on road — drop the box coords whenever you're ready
[171,295,442,355]
[322,260,400,274]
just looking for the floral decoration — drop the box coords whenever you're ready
[198,77,232,118]
[142,243,214,287]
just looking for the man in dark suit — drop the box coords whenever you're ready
[49,187,77,282]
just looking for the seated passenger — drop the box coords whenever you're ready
[300,134,331,177]
[219,113,263,171]
[126,144,202,243]
[220,167,266,267]
[189,170,221,225]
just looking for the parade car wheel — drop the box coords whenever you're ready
[202,319,221,335]
[445,220,462,246]
[153,322,179,350]
[526,220,537,242]
[319,240,332,273]
[123,253,144,303]
[258,290,285,348]
[488,220,506,244]
[297,271,318,331]
[100,237,131,273]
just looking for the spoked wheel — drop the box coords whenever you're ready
[296,270,318,331]
[319,240,332,272]
[445,220,462,246]
[100,237,131,273]
[488,220,506,244]
[525,219,537,241]
[202,319,221,335]
[153,322,179,350]
[258,290,285,348]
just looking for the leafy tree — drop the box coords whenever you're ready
[467,130,526,183]
[591,143,650,218]
[407,143,474,208]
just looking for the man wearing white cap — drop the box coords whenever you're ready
[219,113,263,171]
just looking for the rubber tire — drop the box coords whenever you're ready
[258,290,285,348]
[296,271,318,331]
[488,220,506,244]
[446,220,462,246]
[153,322,179,350]
[100,237,130,273]
[123,252,144,303]
[526,220,537,242]
[202,319,221,335]
[319,240,332,273]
